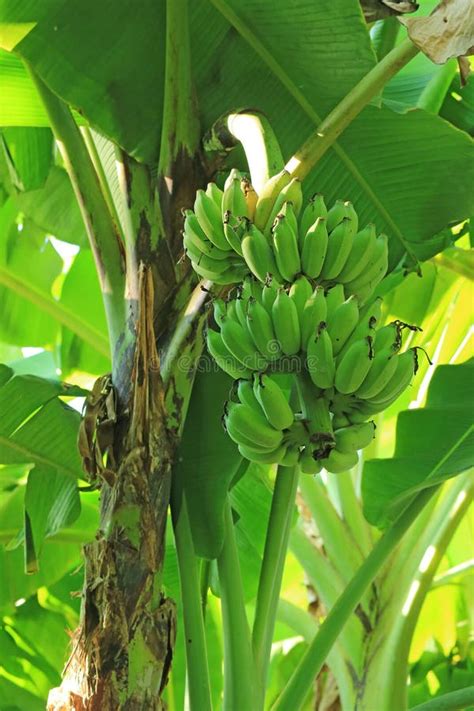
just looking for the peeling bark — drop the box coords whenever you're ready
[48,267,176,711]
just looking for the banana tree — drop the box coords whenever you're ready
[0,1,473,710]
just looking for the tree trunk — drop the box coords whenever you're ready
[48,267,176,710]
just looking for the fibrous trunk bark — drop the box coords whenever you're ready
[48,267,176,710]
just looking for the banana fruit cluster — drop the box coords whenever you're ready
[183,168,388,305]
[207,276,421,474]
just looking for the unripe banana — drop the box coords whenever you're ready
[222,169,249,220]
[332,413,351,429]
[280,445,300,467]
[325,284,346,318]
[234,292,249,328]
[225,401,283,449]
[334,421,375,453]
[289,275,313,327]
[220,317,264,371]
[206,182,224,208]
[374,321,403,353]
[320,218,354,280]
[323,449,359,474]
[213,298,227,327]
[272,289,301,356]
[336,297,382,362]
[247,297,282,360]
[337,224,377,283]
[264,178,303,236]
[183,210,230,259]
[342,201,359,238]
[241,222,282,283]
[241,178,258,220]
[299,447,322,475]
[345,234,388,298]
[272,212,301,283]
[306,324,335,389]
[262,279,279,314]
[326,296,360,356]
[254,169,291,230]
[191,260,247,284]
[207,328,253,380]
[237,378,264,413]
[301,287,327,350]
[355,348,399,399]
[365,348,417,405]
[194,189,230,251]
[299,194,328,246]
[301,216,329,279]
[238,443,287,464]
[326,199,347,232]
[223,213,245,256]
[254,374,294,430]
[335,337,374,395]
[184,240,236,275]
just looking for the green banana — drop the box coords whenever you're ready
[337,224,377,283]
[345,234,388,298]
[220,317,264,371]
[299,194,328,246]
[325,284,346,317]
[336,297,383,362]
[222,168,249,219]
[247,297,282,360]
[241,178,258,220]
[301,287,327,350]
[272,289,301,356]
[264,178,303,236]
[183,210,230,259]
[262,279,279,314]
[225,401,283,449]
[289,275,313,326]
[223,213,245,256]
[323,448,359,474]
[320,218,354,280]
[241,222,282,283]
[342,201,359,238]
[334,421,375,453]
[237,378,264,413]
[184,239,236,274]
[254,374,294,430]
[301,216,329,279]
[254,169,291,230]
[213,298,227,327]
[365,348,417,405]
[374,321,404,353]
[355,348,399,399]
[205,182,224,208]
[306,324,335,389]
[332,413,351,429]
[272,212,301,283]
[194,189,230,251]
[191,260,246,284]
[238,443,287,464]
[207,328,253,380]
[335,337,374,394]
[299,448,322,475]
[326,199,347,232]
[326,295,360,356]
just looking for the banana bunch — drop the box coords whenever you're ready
[184,168,389,305]
[207,274,423,474]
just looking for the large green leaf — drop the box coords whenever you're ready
[0,367,86,568]
[174,367,242,559]
[14,165,87,246]
[0,200,62,346]
[362,360,474,527]
[2,127,53,190]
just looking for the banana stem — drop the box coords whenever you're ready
[272,485,438,711]
[252,465,299,694]
[170,479,213,711]
[227,111,285,192]
[217,498,260,710]
[285,38,419,180]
